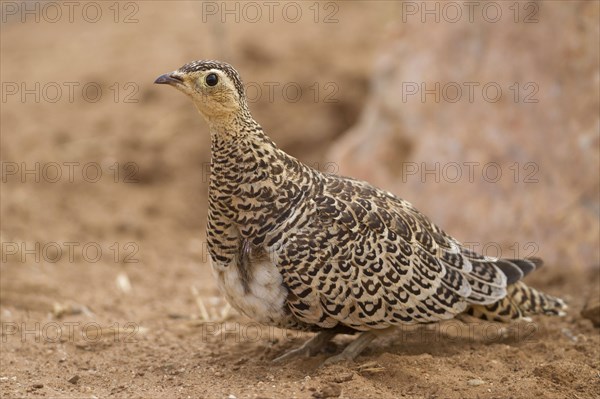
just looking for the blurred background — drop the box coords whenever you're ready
[1,1,599,398]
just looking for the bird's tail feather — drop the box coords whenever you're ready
[465,281,567,322]
[464,257,566,322]
[493,257,540,285]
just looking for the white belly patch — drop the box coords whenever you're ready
[212,257,288,325]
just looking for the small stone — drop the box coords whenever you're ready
[581,295,600,327]
[561,327,578,342]
[68,375,80,384]
[333,373,353,383]
[234,357,248,365]
[313,383,342,398]
[467,379,485,387]
[32,383,44,389]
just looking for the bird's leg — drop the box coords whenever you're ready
[321,331,377,367]
[272,330,337,364]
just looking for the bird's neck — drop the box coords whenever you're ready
[207,117,315,238]
[208,114,274,165]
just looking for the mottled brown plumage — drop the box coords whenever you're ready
[155,60,567,364]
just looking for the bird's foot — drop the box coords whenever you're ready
[272,330,337,364]
[320,331,377,368]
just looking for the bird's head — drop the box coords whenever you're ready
[155,60,249,125]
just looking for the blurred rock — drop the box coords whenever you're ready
[328,2,599,269]
[581,294,600,327]
[67,375,80,384]
[313,383,342,398]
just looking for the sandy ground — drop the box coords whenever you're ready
[1,2,599,398]
[1,259,599,398]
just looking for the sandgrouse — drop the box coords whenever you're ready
[155,60,567,364]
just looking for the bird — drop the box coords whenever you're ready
[154,60,567,365]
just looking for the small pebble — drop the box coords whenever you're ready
[581,296,600,327]
[32,383,44,389]
[467,379,485,386]
[313,383,341,398]
[68,375,80,384]
[333,373,353,383]
[561,327,578,342]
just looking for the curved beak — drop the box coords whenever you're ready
[154,72,184,86]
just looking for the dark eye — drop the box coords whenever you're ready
[205,73,218,86]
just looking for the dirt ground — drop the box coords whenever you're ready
[1,2,599,398]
